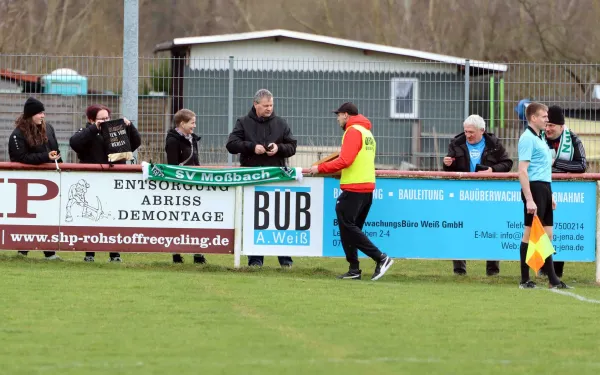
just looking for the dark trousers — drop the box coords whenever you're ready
[554,261,564,277]
[18,251,55,257]
[453,260,500,275]
[335,191,383,269]
[248,255,293,266]
[86,252,120,258]
[541,260,565,278]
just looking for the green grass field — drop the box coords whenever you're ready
[1,252,599,375]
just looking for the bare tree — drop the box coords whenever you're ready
[1,0,600,64]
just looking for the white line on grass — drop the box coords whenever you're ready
[548,288,600,304]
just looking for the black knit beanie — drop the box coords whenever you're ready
[547,105,565,125]
[23,97,45,118]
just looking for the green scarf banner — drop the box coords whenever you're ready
[141,162,303,186]
[556,126,574,161]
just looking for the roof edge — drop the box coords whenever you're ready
[158,29,507,72]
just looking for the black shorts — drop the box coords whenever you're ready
[521,181,553,227]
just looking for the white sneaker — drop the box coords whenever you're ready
[109,257,122,263]
[371,255,394,281]
[45,255,62,261]
[83,256,95,262]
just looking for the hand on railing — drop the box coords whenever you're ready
[48,151,61,161]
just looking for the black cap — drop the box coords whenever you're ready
[547,105,565,125]
[333,102,359,116]
[23,97,45,118]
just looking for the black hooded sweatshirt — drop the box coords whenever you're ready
[225,107,297,167]
[165,128,201,166]
[69,122,141,164]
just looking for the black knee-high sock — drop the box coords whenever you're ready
[520,242,530,283]
[542,255,561,286]
[554,261,564,278]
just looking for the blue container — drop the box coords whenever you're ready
[42,68,88,95]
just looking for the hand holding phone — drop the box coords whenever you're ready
[266,143,278,156]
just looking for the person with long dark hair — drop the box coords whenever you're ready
[69,104,141,263]
[165,109,206,264]
[8,97,62,260]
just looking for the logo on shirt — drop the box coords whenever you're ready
[469,149,482,160]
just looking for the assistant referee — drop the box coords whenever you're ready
[517,102,570,289]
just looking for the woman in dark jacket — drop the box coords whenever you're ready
[165,109,206,264]
[70,104,141,165]
[8,97,61,260]
[69,104,141,263]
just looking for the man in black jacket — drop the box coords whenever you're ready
[443,114,513,276]
[69,104,142,263]
[226,89,297,267]
[539,105,587,278]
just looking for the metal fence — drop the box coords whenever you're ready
[1,54,599,171]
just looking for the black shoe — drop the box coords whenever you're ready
[519,280,537,289]
[454,270,467,276]
[337,269,362,280]
[280,263,292,268]
[193,254,207,264]
[371,255,394,281]
[17,251,28,257]
[173,254,184,263]
[486,270,499,276]
[550,281,572,289]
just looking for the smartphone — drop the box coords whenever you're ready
[475,164,490,172]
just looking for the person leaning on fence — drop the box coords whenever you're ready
[309,102,394,281]
[8,97,62,260]
[225,88,297,268]
[517,102,570,289]
[165,109,206,264]
[442,114,513,276]
[537,105,587,280]
[69,104,142,263]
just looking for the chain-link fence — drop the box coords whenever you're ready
[1,54,599,171]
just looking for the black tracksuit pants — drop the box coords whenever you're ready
[335,191,383,269]
[85,252,120,259]
[452,260,500,275]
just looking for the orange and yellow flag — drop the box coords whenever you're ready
[526,215,556,272]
